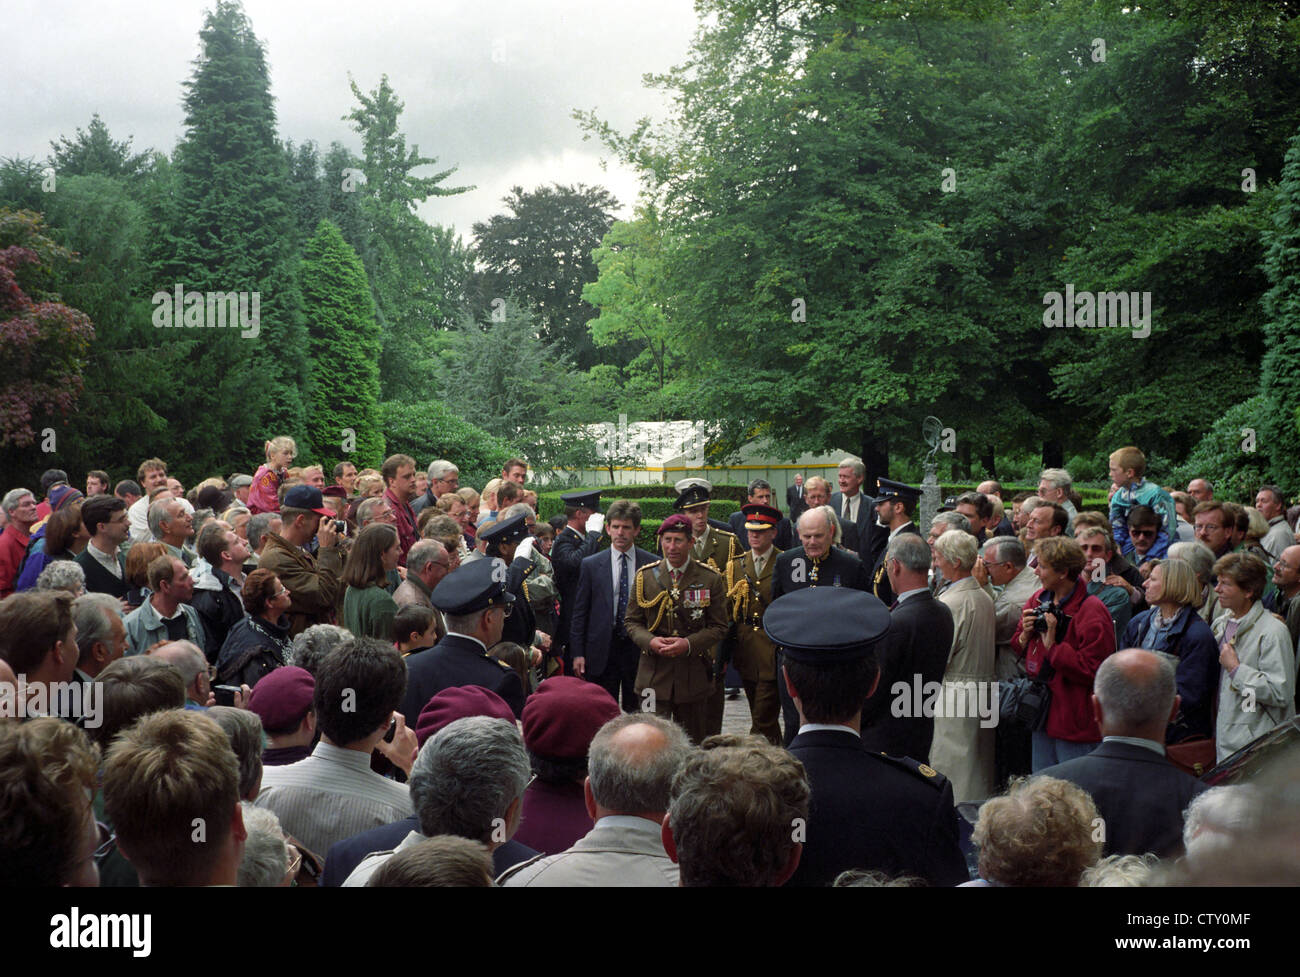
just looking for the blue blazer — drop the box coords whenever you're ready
[569,546,656,676]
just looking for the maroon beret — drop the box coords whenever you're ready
[416,686,516,747]
[521,677,619,759]
[246,666,314,732]
[322,485,348,499]
[657,513,693,537]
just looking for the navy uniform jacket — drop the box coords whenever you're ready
[786,728,969,887]
[551,524,604,658]
[569,545,657,677]
[728,510,794,552]
[860,590,954,763]
[869,523,921,607]
[321,814,539,886]
[499,554,537,650]
[399,633,526,726]
[1040,740,1207,858]
[770,546,870,598]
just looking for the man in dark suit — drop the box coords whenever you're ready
[770,505,871,744]
[830,457,879,564]
[76,494,130,599]
[1041,649,1207,858]
[867,478,924,607]
[786,474,807,524]
[729,478,793,552]
[765,586,969,888]
[860,533,954,763]
[570,500,656,711]
[550,490,605,671]
[400,559,527,726]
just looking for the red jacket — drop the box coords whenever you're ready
[385,488,418,566]
[1012,579,1116,742]
[0,524,31,598]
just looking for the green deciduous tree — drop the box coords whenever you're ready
[301,219,384,471]
[381,400,515,491]
[1259,124,1300,487]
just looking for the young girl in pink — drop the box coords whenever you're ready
[247,436,296,514]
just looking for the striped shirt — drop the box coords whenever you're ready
[254,741,412,857]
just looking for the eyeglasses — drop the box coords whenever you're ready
[273,589,290,598]
[1130,528,1156,538]
[94,822,116,864]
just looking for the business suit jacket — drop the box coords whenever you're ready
[76,547,128,599]
[786,728,969,887]
[723,547,782,682]
[787,483,808,522]
[830,491,879,564]
[626,558,728,706]
[399,633,526,726]
[551,524,604,658]
[860,591,954,763]
[728,510,794,552]
[868,523,921,606]
[570,545,656,677]
[1040,740,1207,857]
[321,815,538,886]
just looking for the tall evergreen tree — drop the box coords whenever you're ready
[1260,124,1300,486]
[158,0,308,480]
[301,219,384,471]
[48,113,152,181]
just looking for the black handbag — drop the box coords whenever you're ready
[999,659,1054,732]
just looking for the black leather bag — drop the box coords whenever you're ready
[999,674,1052,732]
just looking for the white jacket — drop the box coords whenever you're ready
[1214,601,1297,761]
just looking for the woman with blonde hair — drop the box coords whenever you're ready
[967,776,1102,886]
[1120,558,1219,743]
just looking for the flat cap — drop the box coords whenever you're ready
[246,666,315,731]
[560,490,601,511]
[229,474,254,489]
[521,677,620,759]
[430,558,516,616]
[416,686,516,747]
[763,588,891,664]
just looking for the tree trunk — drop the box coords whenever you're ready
[860,434,888,492]
[980,444,997,479]
[1042,439,1064,470]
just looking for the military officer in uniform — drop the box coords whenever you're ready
[869,478,924,607]
[723,502,784,744]
[399,558,527,725]
[551,490,605,672]
[770,505,871,745]
[765,586,970,887]
[479,513,542,654]
[625,514,728,744]
[673,479,739,737]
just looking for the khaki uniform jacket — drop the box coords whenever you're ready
[258,533,344,637]
[725,547,781,682]
[930,576,997,804]
[626,557,728,705]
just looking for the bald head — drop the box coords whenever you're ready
[1093,649,1178,740]
[148,640,207,689]
[586,714,694,819]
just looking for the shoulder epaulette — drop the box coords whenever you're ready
[639,560,662,572]
[872,751,949,789]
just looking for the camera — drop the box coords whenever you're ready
[333,520,346,534]
[213,685,241,707]
[1032,600,1070,640]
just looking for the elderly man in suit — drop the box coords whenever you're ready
[723,503,785,744]
[498,713,693,886]
[929,530,997,804]
[625,514,729,744]
[767,586,970,888]
[860,533,954,764]
[1041,649,1207,858]
[830,457,878,562]
[571,500,657,711]
[770,505,871,745]
[786,474,807,523]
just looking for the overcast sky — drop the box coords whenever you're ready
[4,0,698,240]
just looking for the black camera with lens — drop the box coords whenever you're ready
[1031,599,1070,641]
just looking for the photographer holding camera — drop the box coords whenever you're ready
[1012,536,1117,772]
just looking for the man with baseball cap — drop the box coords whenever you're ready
[257,484,344,637]
[626,514,728,744]
[399,559,528,725]
[766,587,968,887]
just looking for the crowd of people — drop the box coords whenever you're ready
[1,440,1297,887]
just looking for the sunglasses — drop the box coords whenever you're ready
[1130,528,1156,538]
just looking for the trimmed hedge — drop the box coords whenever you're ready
[537,492,740,523]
